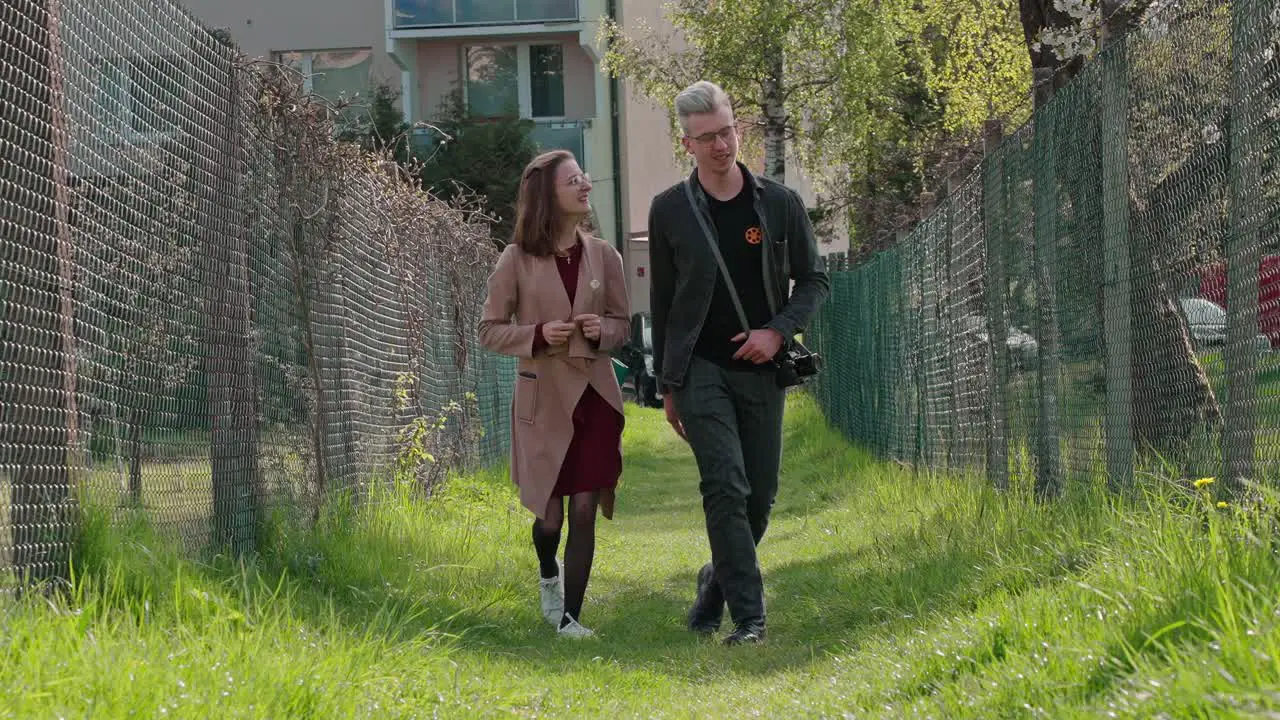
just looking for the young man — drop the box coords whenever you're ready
[647,80,830,645]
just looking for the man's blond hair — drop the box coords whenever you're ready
[674,80,732,133]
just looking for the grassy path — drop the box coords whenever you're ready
[3,395,1280,717]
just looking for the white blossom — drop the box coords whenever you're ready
[1035,0,1103,62]
[1202,124,1222,145]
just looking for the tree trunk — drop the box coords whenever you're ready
[1021,0,1219,468]
[1031,110,1063,499]
[1129,292,1220,454]
[0,0,77,588]
[761,43,786,184]
[1126,119,1223,459]
[111,390,126,487]
[1019,0,1084,111]
[127,406,144,505]
[1128,172,1222,450]
[288,217,331,511]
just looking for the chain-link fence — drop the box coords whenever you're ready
[0,0,515,589]
[811,0,1279,498]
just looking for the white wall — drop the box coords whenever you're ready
[182,0,400,86]
[616,0,686,242]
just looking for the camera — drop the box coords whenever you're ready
[773,342,822,389]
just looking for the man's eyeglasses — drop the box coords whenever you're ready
[686,125,737,145]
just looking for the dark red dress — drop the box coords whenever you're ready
[531,241,624,498]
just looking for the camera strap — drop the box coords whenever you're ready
[683,179,753,337]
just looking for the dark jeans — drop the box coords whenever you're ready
[674,355,786,627]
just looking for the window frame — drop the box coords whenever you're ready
[460,41,567,121]
[527,44,566,120]
[94,54,187,144]
[273,47,374,97]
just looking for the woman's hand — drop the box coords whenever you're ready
[542,321,575,346]
[574,314,602,342]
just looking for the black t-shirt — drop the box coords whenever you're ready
[693,182,773,371]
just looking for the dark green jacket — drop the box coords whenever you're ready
[647,163,830,389]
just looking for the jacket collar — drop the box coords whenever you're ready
[688,161,762,203]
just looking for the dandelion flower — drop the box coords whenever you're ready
[1217,501,1229,509]
[1194,477,1215,489]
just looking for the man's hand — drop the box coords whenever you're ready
[574,313,602,342]
[731,328,785,365]
[542,320,575,346]
[663,394,687,442]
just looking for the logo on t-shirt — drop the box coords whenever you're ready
[745,227,763,245]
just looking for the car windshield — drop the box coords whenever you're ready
[1182,298,1226,325]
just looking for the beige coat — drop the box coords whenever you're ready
[478,233,631,520]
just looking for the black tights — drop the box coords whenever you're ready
[531,491,599,626]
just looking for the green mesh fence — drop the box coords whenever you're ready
[0,0,514,588]
[811,0,1279,497]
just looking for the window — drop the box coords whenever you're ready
[456,0,508,23]
[275,48,374,106]
[395,0,454,26]
[463,43,565,119]
[529,45,564,117]
[312,50,375,104]
[394,0,577,28]
[96,54,185,137]
[464,46,519,117]
[517,0,578,22]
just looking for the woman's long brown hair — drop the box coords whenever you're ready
[511,150,579,257]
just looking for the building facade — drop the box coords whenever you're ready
[184,0,847,314]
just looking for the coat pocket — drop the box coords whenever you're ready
[515,372,537,424]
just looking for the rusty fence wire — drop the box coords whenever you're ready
[0,0,514,588]
[810,0,1280,499]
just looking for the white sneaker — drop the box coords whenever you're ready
[557,613,594,638]
[539,563,564,626]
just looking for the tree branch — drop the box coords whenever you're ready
[780,76,838,101]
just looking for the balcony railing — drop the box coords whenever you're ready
[529,121,584,162]
[408,120,584,165]
[394,0,578,29]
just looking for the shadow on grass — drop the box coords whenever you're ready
[58,396,1115,699]
[218,405,1086,683]
[198,491,1091,687]
[613,396,884,530]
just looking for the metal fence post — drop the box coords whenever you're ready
[1100,19,1135,493]
[982,120,1010,491]
[1,0,77,588]
[1032,102,1063,499]
[1223,0,1268,493]
[207,44,261,555]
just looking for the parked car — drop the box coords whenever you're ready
[1180,297,1271,354]
[956,315,1039,370]
[615,311,663,408]
[1199,255,1280,348]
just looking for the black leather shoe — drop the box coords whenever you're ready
[687,563,723,634]
[722,624,766,646]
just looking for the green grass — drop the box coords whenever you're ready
[3,395,1280,717]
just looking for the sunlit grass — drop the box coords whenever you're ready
[1,395,1278,717]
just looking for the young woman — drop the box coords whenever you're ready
[478,150,630,637]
